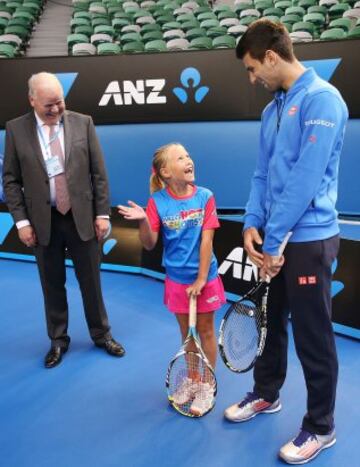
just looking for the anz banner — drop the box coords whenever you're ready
[0,40,359,127]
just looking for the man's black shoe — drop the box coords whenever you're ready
[95,338,125,357]
[44,346,68,368]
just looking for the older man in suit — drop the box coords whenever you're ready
[3,72,125,368]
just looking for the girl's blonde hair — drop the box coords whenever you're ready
[150,143,184,194]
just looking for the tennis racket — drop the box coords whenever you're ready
[218,232,292,373]
[166,295,217,417]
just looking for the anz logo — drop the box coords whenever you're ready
[218,247,258,282]
[99,80,166,106]
[172,67,209,104]
[98,67,209,107]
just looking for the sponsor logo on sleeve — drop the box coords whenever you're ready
[304,119,335,128]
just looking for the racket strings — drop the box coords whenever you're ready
[222,301,262,372]
[168,352,216,417]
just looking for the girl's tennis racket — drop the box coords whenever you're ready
[218,232,292,373]
[166,295,217,417]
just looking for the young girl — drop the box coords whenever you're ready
[118,143,226,415]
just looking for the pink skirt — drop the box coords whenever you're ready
[164,276,226,314]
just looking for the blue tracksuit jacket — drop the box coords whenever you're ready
[244,68,349,255]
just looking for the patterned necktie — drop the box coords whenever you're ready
[48,124,71,215]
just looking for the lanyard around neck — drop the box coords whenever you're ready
[37,123,62,155]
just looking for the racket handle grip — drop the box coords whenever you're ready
[189,295,197,328]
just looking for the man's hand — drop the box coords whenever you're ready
[243,227,264,268]
[18,225,37,247]
[94,218,110,241]
[260,252,285,279]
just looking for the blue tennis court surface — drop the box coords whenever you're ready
[0,259,359,467]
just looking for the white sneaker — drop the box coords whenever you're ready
[224,391,281,422]
[279,429,336,464]
[190,382,215,416]
[171,377,198,405]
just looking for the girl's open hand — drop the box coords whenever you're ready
[117,201,147,220]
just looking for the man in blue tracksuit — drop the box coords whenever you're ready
[224,20,348,464]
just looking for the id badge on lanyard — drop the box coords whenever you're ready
[38,124,64,178]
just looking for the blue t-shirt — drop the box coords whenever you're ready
[146,185,220,284]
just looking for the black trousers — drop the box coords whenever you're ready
[253,235,339,435]
[34,209,111,347]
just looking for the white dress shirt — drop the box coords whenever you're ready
[16,112,109,230]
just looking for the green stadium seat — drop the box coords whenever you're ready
[197,12,217,22]
[74,12,92,20]
[74,25,94,37]
[176,13,196,23]
[142,30,163,42]
[307,5,328,16]
[213,5,232,14]
[239,16,257,26]
[189,35,212,48]
[217,11,238,20]
[254,0,274,13]
[112,19,132,32]
[141,23,161,33]
[285,6,306,16]
[303,12,326,29]
[320,27,346,40]
[0,42,16,57]
[122,40,145,52]
[94,24,115,36]
[329,17,352,32]
[156,15,176,25]
[200,18,220,29]
[162,20,182,30]
[92,17,111,28]
[263,15,281,22]
[194,6,212,17]
[4,25,29,40]
[185,26,206,40]
[71,18,91,31]
[234,3,254,16]
[298,0,317,9]
[120,31,142,43]
[212,34,236,48]
[274,1,292,11]
[181,19,200,30]
[328,3,350,20]
[144,39,167,51]
[206,26,227,38]
[97,42,121,54]
[0,17,8,33]
[67,33,89,50]
[263,7,284,17]
[280,14,302,25]
[292,20,316,35]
